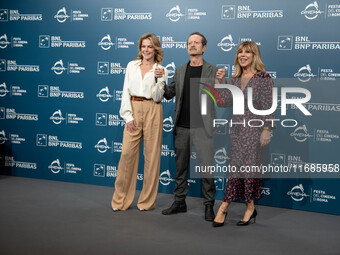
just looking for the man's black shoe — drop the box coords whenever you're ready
[162,201,187,215]
[205,204,215,221]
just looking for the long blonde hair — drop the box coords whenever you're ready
[232,41,265,78]
[136,33,163,64]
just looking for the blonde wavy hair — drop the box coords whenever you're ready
[232,41,265,78]
[136,33,163,64]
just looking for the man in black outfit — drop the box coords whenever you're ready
[162,32,226,221]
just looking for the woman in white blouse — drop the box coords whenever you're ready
[111,33,168,211]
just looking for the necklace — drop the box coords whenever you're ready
[142,61,154,66]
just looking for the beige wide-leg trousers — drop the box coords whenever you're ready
[111,100,163,210]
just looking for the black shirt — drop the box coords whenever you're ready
[177,64,204,128]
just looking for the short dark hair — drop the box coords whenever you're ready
[188,32,207,47]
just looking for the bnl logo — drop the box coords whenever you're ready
[38,85,49,97]
[101,8,113,21]
[94,164,105,177]
[0,10,9,21]
[0,59,6,71]
[36,134,47,146]
[277,35,293,50]
[39,35,50,48]
[96,113,107,126]
[0,107,5,119]
[271,153,285,166]
[97,62,109,75]
[217,64,230,78]
[221,5,235,19]
[214,178,225,191]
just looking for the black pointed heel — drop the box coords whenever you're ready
[237,208,257,226]
[212,209,228,227]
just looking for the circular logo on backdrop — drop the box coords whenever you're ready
[0,130,7,144]
[218,35,237,52]
[0,82,9,97]
[50,110,65,125]
[97,87,113,102]
[287,184,310,201]
[214,147,229,164]
[95,138,111,153]
[51,60,67,75]
[290,125,313,142]
[166,5,185,22]
[0,34,10,49]
[98,34,115,50]
[294,65,317,82]
[165,62,176,79]
[301,2,324,20]
[159,170,173,186]
[48,159,63,174]
[163,116,174,132]
[54,7,70,23]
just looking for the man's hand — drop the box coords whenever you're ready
[216,68,226,79]
[126,120,137,133]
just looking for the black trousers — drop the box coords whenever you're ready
[173,127,216,206]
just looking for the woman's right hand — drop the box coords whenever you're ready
[126,120,137,133]
[155,67,165,78]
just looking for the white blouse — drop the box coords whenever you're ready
[119,59,168,123]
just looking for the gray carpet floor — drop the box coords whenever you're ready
[0,176,339,255]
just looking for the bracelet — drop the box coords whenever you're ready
[263,126,271,131]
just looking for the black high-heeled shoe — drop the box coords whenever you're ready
[237,208,257,226]
[212,209,228,227]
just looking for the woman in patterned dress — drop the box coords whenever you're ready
[213,41,275,227]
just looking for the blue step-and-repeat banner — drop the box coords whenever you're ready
[1,0,339,215]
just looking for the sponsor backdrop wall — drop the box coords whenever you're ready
[1,0,339,215]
